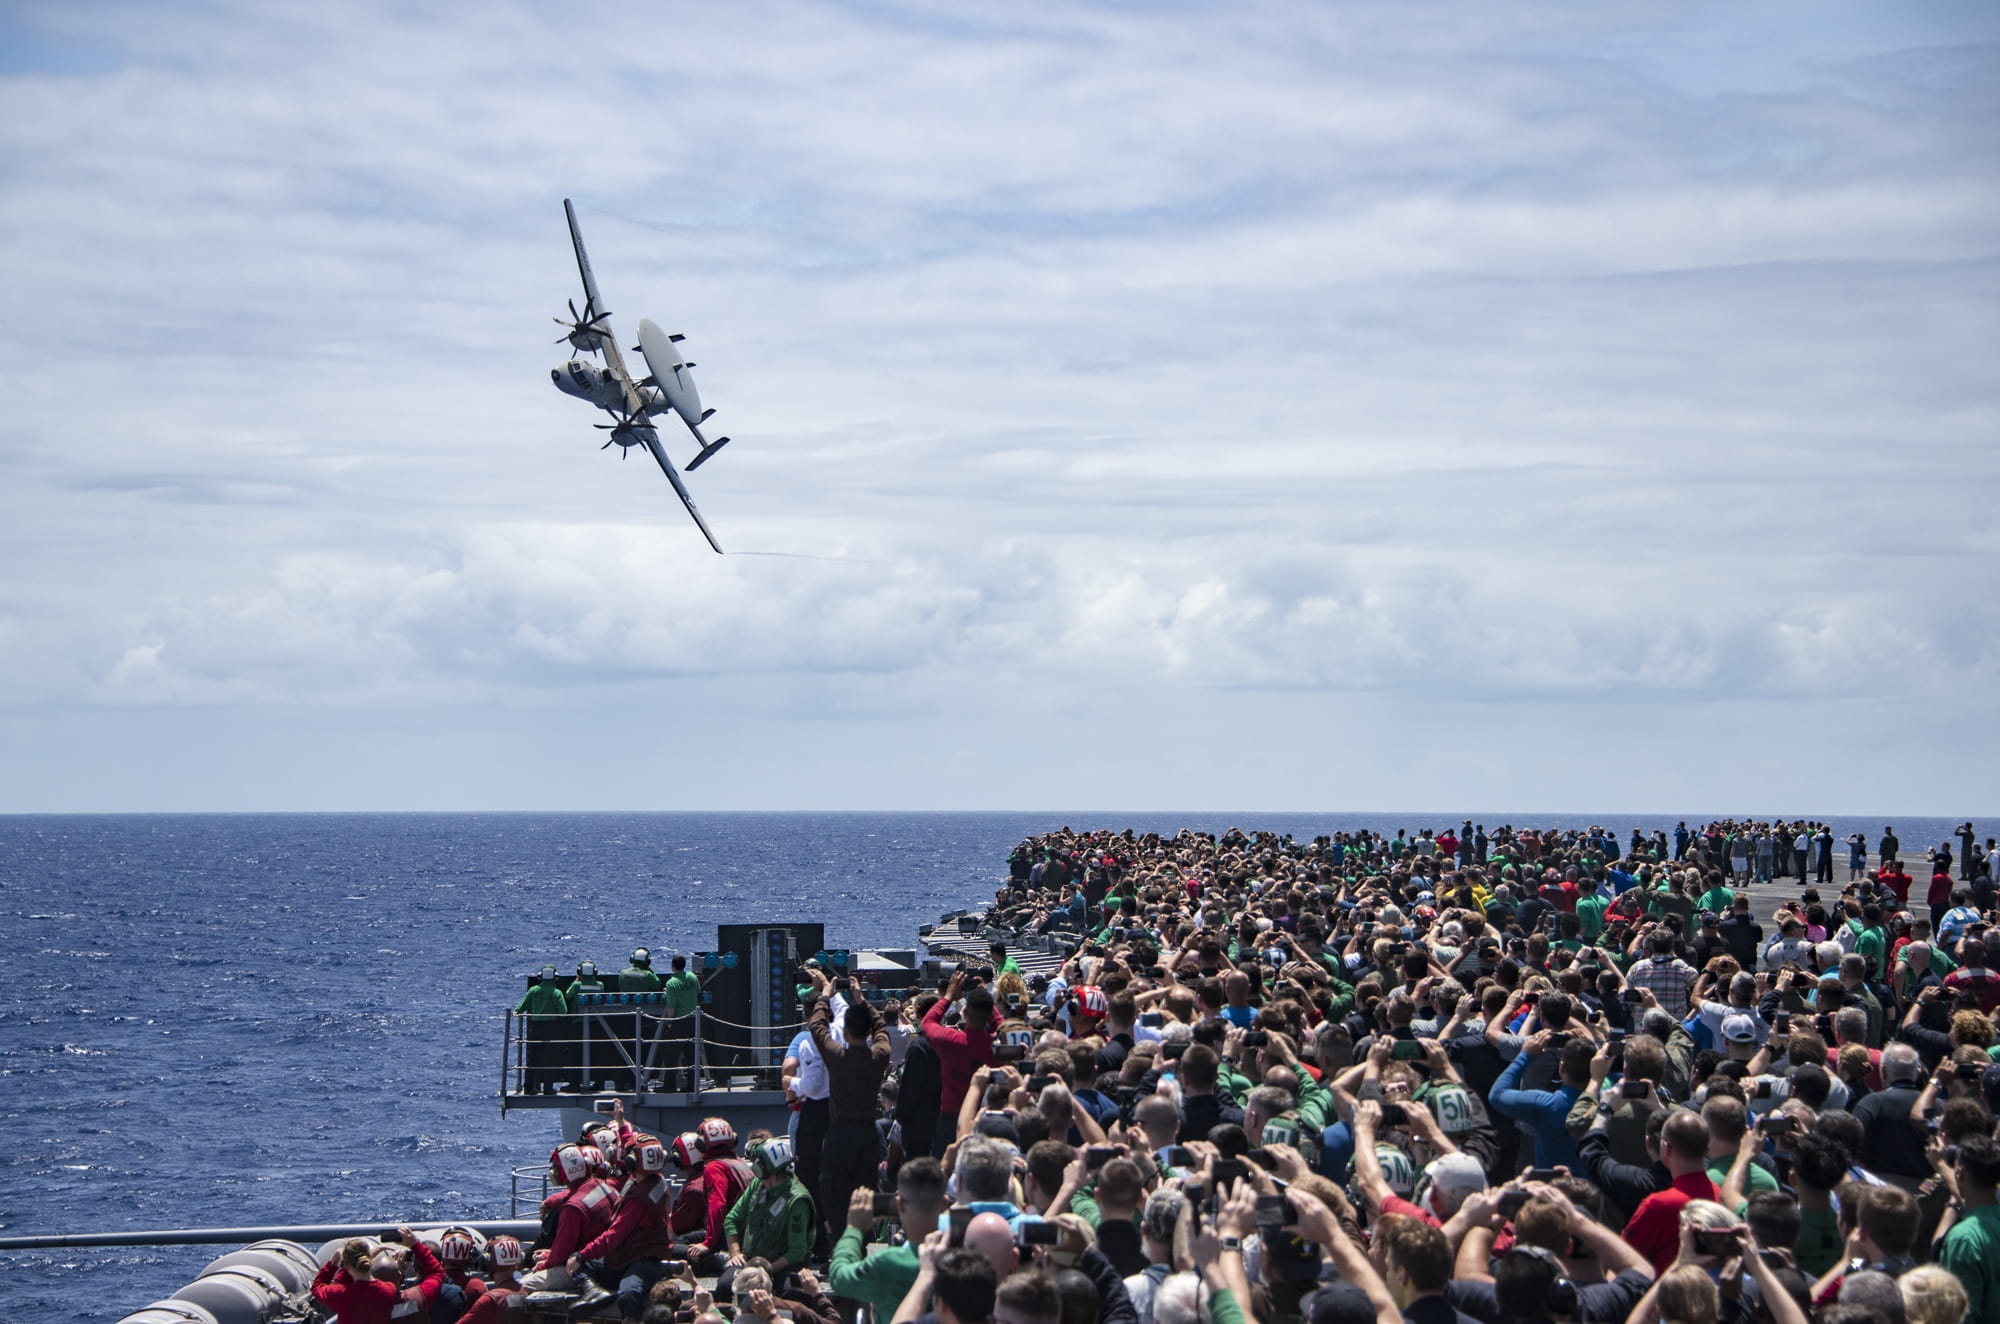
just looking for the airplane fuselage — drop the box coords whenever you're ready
[552,359,659,416]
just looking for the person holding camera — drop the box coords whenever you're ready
[804,963,893,1250]
[831,1157,948,1320]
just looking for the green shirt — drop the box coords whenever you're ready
[619,965,663,993]
[1853,925,1886,977]
[1939,1203,2000,1324]
[1575,894,1609,943]
[828,1227,920,1318]
[725,1176,815,1267]
[1697,886,1735,914]
[1795,1206,1843,1279]
[514,982,569,1016]
[1706,1156,1778,1212]
[663,971,700,1016]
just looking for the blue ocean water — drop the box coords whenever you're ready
[0,810,1978,1322]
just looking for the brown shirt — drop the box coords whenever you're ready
[808,997,892,1124]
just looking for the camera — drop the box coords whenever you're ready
[1243,1030,1268,1049]
[1254,1194,1294,1228]
[873,1192,898,1217]
[1621,1079,1650,1100]
[1017,1220,1061,1247]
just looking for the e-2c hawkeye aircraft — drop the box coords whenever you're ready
[550,198,731,553]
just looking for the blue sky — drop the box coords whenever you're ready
[0,1,1994,813]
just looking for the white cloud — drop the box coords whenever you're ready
[0,0,1994,809]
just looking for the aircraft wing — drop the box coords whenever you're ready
[562,199,646,409]
[639,427,724,554]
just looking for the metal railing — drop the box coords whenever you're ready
[502,1007,806,1107]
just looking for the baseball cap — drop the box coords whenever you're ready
[1721,1014,1760,1044]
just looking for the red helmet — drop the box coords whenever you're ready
[488,1236,524,1270]
[671,1133,705,1171]
[631,1133,669,1174]
[551,1144,592,1186]
[1071,985,1108,1020]
[584,1147,616,1179]
[697,1117,737,1156]
[438,1230,477,1269]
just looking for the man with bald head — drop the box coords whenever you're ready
[962,1212,1019,1282]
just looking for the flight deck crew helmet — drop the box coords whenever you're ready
[631,947,651,967]
[487,1236,525,1270]
[577,960,598,978]
[1071,986,1109,1021]
[631,1133,669,1174]
[670,1132,705,1172]
[540,965,559,982]
[438,1229,477,1269]
[698,1117,738,1156]
[584,1121,624,1168]
[551,1144,593,1186]
[749,1137,796,1178]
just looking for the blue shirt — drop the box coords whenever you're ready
[1221,1004,1258,1028]
[1487,1050,1583,1171]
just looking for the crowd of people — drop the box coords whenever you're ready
[339,819,2000,1324]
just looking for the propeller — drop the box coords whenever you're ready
[594,406,651,457]
[554,296,613,354]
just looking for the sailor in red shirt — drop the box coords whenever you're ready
[1537,871,1580,914]
[670,1119,754,1271]
[519,1143,616,1294]
[920,971,998,1117]
[567,1132,679,1318]
[311,1228,443,1324]
[456,1236,526,1324]
[433,1227,487,1318]
[1621,1111,1718,1273]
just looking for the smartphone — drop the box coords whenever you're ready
[1163,1041,1187,1061]
[1621,1080,1651,1100]
[1140,1011,1166,1029]
[1016,1219,1061,1247]
[1084,1145,1118,1172]
[1026,1074,1055,1093]
[1243,1030,1268,1049]
[1167,1146,1195,1168]
[1760,1114,1796,1138]
[1527,1168,1559,1182]
[1246,1146,1279,1172]
[1753,1079,1773,1099]
[872,1192,898,1217]
[592,1097,619,1115]
[1522,992,1540,1006]
[993,1042,1026,1063]
[1622,988,1644,1004]
[1391,1039,1426,1061]
[1212,1157,1248,1190]
[1694,1227,1744,1257]
[948,1207,974,1248]
[1958,1062,1985,1081]
[1380,1102,1409,1126]
[1773,1011,1791,1034]
[1497,1188,1532,1217]
[1254,1194,1293,1228]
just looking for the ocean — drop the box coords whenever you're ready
[0,810,1978,1322]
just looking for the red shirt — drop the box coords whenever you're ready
[1946,968,2000,1014]
[1930,872,1956,910]
[1623,1170,1719,1274]
[1382,1193,1442,1228]
[922,996,998,1114]
[313,1240,442,1324]
[1826,1045,1884,1092]
[1538,881,1579,913]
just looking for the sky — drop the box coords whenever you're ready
[0,0,1995,815]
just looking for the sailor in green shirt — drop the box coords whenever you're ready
[829,1158,944,1319]
[1575,879,1609,944]
[1646,879,1696,928]
[1938,1136,2000,1324]
[512,964,569,1093]
[618,947,662,993]
[662,955,701,1016]
[1852,912,1887,980]
[724,1138,816,1276]
[988,942,1022,977]
[1696,882,1736,915]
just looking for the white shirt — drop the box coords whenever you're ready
[787,1029,830,1101]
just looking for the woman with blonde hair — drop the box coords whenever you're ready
[1653,1263,1717,1324]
